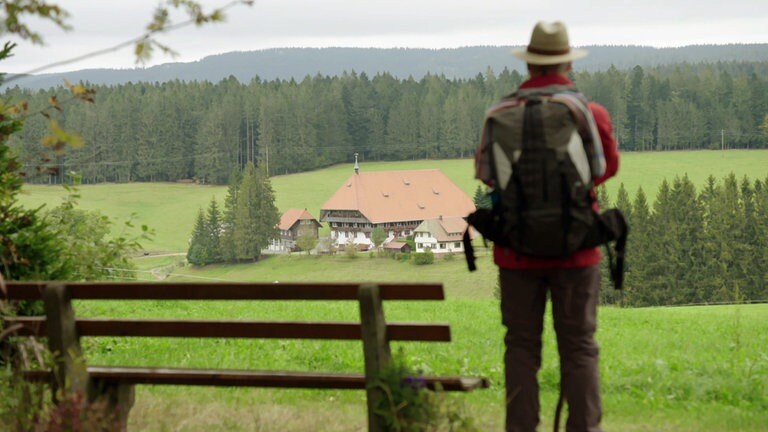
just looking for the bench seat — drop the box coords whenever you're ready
[23,366,490,391]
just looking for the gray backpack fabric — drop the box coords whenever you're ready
[484,85,605,257]
[465,85,627,289]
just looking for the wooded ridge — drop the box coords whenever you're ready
[4,44,768,91]
[7,59,767,185]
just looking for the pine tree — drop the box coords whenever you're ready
[473,185,492,209]
[231,162,279,261]
[221,167,241,262]
[626,186,651,304]
[669,175,705,302]
[614,183,633,222]
[702,174,745,302]
[203,197,223,263]
[637,182,678,306]
[753,177,768,299]
[233,163,260,261]
[187,209,208,266]
[253,163,280,258]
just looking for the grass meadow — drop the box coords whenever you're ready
[12,149,768,430]
[73,289,767,431]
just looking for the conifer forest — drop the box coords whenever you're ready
[6,61,768,185]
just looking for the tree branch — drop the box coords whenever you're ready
[2,0,252,84]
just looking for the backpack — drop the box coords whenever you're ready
[464,85,628,289]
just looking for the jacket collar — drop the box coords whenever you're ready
[519,74,574,89]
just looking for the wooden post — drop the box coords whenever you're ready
[43,283,90,400]
[90,380,135,432]
[358,284,392,432]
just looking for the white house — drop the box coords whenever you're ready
[413,216,473,254]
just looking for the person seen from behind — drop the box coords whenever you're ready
[474,21,620,432]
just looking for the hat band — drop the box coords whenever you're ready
[527,45,571,56]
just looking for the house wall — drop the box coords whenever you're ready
[267,220,321,253]
[326,217,419,248]
[413,231,465,254]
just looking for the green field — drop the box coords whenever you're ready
[18,150,768,253]
[11,150,768,430]
[72,293,767,431]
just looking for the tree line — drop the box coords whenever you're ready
[597,173,768,307]
[187,161,279,266]
[5,61,768,185]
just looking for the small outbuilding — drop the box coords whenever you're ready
[268,208,322,253]
[413,216,472,254]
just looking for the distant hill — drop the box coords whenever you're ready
[3,44,768,90]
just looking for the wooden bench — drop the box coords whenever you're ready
[2,281,489,431]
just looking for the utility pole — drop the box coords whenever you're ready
[721,129,725,158]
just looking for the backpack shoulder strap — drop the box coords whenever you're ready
[518,85,607,180]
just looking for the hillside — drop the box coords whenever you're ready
[4,44,768,90]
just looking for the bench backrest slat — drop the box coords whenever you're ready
[3,282,444,301]
[5,317,452,342]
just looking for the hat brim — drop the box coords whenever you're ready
[512,47,588,65]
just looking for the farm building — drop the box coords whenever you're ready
[413,216,472,254]
[319,163,475,249]
[267,208,322,253]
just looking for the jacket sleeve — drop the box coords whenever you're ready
[589,102,619,186]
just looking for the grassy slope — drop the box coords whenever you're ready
[18,150,768,252]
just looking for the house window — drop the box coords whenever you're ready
[454,242,461,248]
[440,243,446,249]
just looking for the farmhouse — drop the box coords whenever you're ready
[320,165,475,249]
[268,208,322,253]
[413,216,472,254]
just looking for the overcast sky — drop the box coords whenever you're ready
[2,0,766,74]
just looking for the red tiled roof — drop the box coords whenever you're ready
[383,241,408,250]
[278,208,319,230]
[321,169,475,223]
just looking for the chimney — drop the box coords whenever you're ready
[354,153,359,174]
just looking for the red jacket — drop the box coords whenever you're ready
[484,74,620,269]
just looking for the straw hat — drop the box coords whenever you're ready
[513,21,588,65]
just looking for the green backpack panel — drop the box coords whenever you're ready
[486,86,602,257]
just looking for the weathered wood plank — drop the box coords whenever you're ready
[6,317,451,341]
[24,367,489,391]
[3,281,444,301]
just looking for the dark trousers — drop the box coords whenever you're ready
[500,266,602,432]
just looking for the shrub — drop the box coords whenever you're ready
[344,239,358,259]
[413,250,434,265]
[373,351,478,432]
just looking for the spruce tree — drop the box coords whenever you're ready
[204,198,223,263]
[233,162,260,261]
[702,174,745,302]
[231,162,279,261]
[187,209,208,266]
[473,185,492,209]
[221,167,241,262]
[253,163,280,258]
[753,177,768,299]
[636,182,677,306]
[625,186,651,305]
[614,183,633,222]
